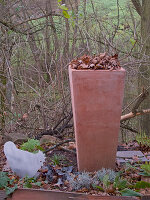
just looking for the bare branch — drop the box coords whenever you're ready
[122,85,150,113]
[0,20,27,35]
[15,12,61,27]
[120,124,139,133]
[132,88,149,113]
[131,0,142,16]
[44,138,75,154]
[121,108,150,122]
[36,113,73,139]
[121,87,150,122]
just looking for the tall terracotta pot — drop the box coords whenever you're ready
[69,67,125,172]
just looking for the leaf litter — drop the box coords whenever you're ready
[69,53,121,70]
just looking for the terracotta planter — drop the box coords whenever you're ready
[6,189,139,200]
[69,67,125,171]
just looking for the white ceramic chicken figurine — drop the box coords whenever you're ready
[4,141,45,178]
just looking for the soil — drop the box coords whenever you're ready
[47,149,77,171]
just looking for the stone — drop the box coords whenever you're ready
[117,150,145,158]
[40,135,60,145]
[116,151,148,164]
[4,132,28,143]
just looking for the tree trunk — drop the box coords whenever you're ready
[139,0,150,135]
[0,66,6,129]
[131,0,150,135]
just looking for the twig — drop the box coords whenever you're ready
[132,88,149,114]
[15,12,61,27]
[58,113,73,133]
[44,139,75,154]
[121,108,150,122]
[60,146,76,155]
[122,85,150,113]
[121,87,150,122]
[53,115,69,130]
[36,113,73,139]
[120,124,139,133]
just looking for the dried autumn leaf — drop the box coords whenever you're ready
[69,53,120,70]
[80,55,91,65]
[99,52,107,59]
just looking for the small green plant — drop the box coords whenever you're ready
[51,154,65,166]
[69,169,128,192]
[136,131,150,146]
[120,188,142,197]
[94,168,117,183]
[0,172,17,196]
[113,173,128,190]
[135,181,150,189]
[93,169,128,192]
[125,162,139,171]
[140,162,150,176]
[0,172,10,189]
[23,176,42,188]
[20,139,43,153]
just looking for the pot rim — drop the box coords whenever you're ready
[7,188,143,199]
[68,65,125,72]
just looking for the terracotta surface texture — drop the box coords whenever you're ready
[69,67,126,171]
[7,189,83,200]
[7,189,139,200]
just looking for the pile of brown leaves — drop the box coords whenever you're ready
[69,53,121,70]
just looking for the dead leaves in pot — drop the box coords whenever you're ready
[70,53,121,70]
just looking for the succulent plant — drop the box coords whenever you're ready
[69,172,92,191]
[69,169,123,191]
[93,168,127,191]
[140,162,150,176]
[94,168,117,183]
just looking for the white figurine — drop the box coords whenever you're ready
[4,141,45,178]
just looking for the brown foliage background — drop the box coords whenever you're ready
[0,0,149,141]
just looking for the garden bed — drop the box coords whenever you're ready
[1,139,150,199]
